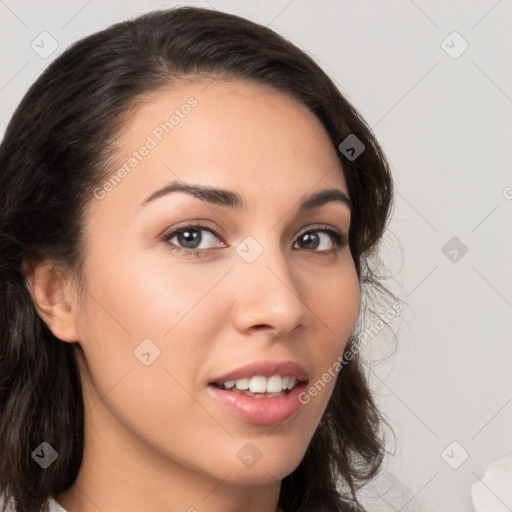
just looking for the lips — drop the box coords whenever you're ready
[206,360,310,425]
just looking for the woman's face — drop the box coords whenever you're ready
[71,80,360,491]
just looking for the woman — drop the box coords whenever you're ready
[0,6,395,512]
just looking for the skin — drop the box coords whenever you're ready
[27,79,360,512]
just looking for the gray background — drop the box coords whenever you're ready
[1,1,511,510]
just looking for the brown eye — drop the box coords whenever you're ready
[163,225,226,255]
[294,228,346,253]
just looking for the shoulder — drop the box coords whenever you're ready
[48,497,68,512]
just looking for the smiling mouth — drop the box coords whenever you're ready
[206,372,309,425]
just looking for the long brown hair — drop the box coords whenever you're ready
[0,7,395,512]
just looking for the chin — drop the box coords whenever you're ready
[216,441,306,485]
[223,461,300,486]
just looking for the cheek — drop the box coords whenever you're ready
[74,248,233,420]
[307,257,360,349]
[77,241,231,341]
[299,259,360,405]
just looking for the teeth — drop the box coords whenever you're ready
[249,376,267,393]
[266,375,282,393]
[218,375,298,393]
[235,378,249,390]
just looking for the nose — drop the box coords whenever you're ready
[229,241,310,337]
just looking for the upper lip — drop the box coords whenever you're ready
[209,360,309,384]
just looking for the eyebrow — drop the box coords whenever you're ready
[140,182,352,212]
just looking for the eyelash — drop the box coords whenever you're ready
[161,222,348,258]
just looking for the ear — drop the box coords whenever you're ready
[23,259,80,342]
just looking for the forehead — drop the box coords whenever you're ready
[94,79,348,214]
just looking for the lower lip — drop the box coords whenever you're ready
[206,383,307,426]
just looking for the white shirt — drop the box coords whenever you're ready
[48,497,68,512]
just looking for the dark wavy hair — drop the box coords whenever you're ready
[0,6,395,512]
